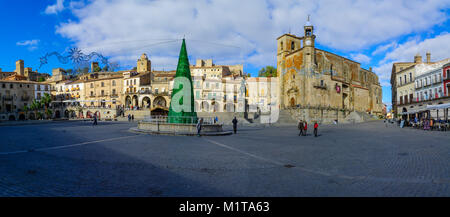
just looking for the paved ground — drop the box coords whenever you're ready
[0,120,448,196]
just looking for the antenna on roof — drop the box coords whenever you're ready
[307,14,310,22]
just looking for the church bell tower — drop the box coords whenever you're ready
[303,15,316,71]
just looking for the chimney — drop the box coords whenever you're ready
[15,60,24,75]
[426,52,431,63]
[91,62,99,72]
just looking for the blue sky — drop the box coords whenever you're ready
[1,0,449,110]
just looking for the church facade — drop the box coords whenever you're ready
[276,21,383,122]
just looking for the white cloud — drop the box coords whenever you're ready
[16,39,39,46]
[16,39,40,51]
[45,0,65,15]
[372,42,397,56]
[52,0,450,71]
[373,32,450,87]
[350,53,371,64]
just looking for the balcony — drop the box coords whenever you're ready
[313,83,327,90]
[3,95,13,101]
[139,90,152,94]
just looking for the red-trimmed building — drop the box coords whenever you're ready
[443,63,450,97]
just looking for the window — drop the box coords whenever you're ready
[291,41,295,50]
[409,73,412,82]
[10,84,13,88]
[112,89,116,95]
[399,77,402,85]
[112,80,116,86]
[101,90,105,96]
[90,91,94,96]
[134,79,136,85]
[127,80,129,86]
[404,75,406,83]
[90,83,94,88]
[280,42,283,50]
[101,82,104,87]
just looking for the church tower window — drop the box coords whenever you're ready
[291,41,295,50]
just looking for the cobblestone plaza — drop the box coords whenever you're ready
[0,121,448,196]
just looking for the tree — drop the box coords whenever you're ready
[30,100,42,119]
[132,67,137,71]
[102,65,109,72]
[41,93,52,119]
[23,105,29,120]
[258,66,277,77]
[37,77,46,82]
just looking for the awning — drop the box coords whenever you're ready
[427,103,450,110]
[401,108,428,115]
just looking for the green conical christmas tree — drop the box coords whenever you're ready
[168,39,197,124]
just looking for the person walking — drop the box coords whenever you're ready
[232,117,238,134]
[303,121,307,136]
[196,118,203,137]
[93,113,98,126]
[314,122,318,137]
[132,114,135,122]
[298,120,303,136]
[128,114,131,122]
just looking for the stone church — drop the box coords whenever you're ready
[276,19,383,122]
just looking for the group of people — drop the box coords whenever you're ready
[196,116,238,136]
[407,117,449,131]
[127,114,135,122]
[298,120,319,137]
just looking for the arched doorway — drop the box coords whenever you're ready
[19,114,26,120]
[201,101,209,112]
[125,96,132,108]
[153,96,167,108]
[95,111,101,119]
[55,110,61,119]
[194,101,200,112]
[142,97,151,108]
[64,110,69,118]
[151,108,168,116]
[290,98,296,107]
[402,107,408,122]
[212,101,219,112]
[86,111,92,118]
[225,103,235,112]
[132,95,139,107]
